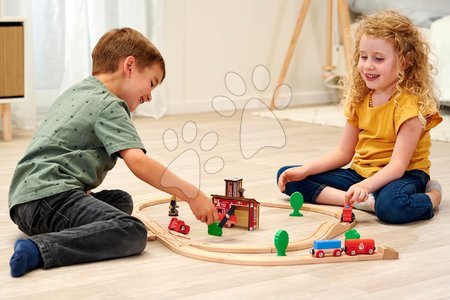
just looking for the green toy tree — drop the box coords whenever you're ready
[208,222,223,236]
[289,192,304,217]
[345,228,360,240]
[274,229,289,256]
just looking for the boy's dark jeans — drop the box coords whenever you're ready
[10,189,147,269]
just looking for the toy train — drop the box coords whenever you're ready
[168,217,190,235]
[310,240,343,258]
[341,204,355,223]
[310,238,376,258]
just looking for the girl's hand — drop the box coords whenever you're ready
[278,167,308,192]
[346,184,369,205]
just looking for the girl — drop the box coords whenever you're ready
[277,11,442,224]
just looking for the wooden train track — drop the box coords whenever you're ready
[133,196,399,266]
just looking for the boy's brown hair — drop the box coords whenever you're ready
[92,27,165,81]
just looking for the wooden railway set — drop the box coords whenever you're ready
[133,188,399,266]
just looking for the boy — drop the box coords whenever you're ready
[8,27,218,278]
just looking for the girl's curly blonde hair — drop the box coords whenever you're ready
[341,10,439,127]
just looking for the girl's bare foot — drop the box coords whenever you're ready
[426,179,442,209]
[352,193,375,212]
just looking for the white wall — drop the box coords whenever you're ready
[160,0,335,115]
[3,0,336,121]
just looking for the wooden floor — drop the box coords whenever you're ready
[1,109,449,299]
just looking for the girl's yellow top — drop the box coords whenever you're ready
[345,93,442,178]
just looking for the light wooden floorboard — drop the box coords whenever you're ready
[1,109,449,299]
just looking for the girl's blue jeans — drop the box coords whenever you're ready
[277,165,434,224]
[10,189,147,269]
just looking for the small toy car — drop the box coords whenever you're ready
[168,217,190,234]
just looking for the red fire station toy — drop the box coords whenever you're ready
[211,178,260,231]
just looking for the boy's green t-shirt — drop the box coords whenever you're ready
[9,76,146,209]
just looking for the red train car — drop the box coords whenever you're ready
[344,239,375,256]
[341,204,355,223]
[168,217,190,235]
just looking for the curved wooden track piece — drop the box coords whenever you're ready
[133,197,399,266]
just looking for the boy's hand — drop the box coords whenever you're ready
[120,148,218,224]
[278,167,307,192]
[187,194,219,225]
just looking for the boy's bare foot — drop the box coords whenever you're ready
[426,179,442,209]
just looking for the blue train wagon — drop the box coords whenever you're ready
[310,239,343,258]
